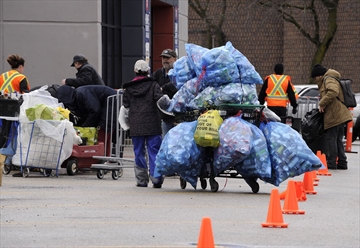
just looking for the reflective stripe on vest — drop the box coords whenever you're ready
[266,74,289,107]
[0,71,21,92]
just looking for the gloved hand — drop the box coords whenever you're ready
[292,108,297,115]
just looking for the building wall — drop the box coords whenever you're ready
[188,0,360,92]
[0,0,188,88]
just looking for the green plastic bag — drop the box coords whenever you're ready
[73,126,98,145]
[194,110,223,147]
[26,104,65,121]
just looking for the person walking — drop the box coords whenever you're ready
[0,54,30,94]
[62,54,105,88]
[311,64,352,170]
[152,49,178,136]
[258,63,298,119]
[122,60,164,188]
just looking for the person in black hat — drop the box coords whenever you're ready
[258,63,298,120]
[311,64,352,170]
[61,54,104,88]
[151,49,178,137]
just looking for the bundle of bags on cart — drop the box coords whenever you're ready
[157,41,263,114]
[155,110,322,188]
[11,86,82,169]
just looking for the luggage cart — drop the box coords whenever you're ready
[17,120,66,177]
[175,104,265,193]
[90,89,135,179]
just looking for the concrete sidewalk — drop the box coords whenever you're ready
[0,142,359,248]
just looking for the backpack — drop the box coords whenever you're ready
[324,76,357,108]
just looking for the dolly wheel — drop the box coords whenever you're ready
[209,178,219,192]
[97,170,105,179]
[200,178,207,190]
[66,159,78,176]
[180,177,187,189]
[22,167,30,178]
[118,168,124,177]
[112,170,120,180]
[245,178,260,193]
[3,163,11,175]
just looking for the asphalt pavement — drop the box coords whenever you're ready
[1,141,359,248]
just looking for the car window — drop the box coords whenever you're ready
[300,88,319,97]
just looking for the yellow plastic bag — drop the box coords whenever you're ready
[57,107,70,120]
[194,110,223,147]
[73,126,98,145]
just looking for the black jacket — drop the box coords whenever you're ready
[57,85,116,130]
[152,68,177,122]
[66,63,105,88]
[122,76,163,137]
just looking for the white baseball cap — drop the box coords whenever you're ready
[134,60,150,73]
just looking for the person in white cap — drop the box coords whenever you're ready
[122,60,164,188]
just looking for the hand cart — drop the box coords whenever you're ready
[16,120,66,177]
[175,104,265,193]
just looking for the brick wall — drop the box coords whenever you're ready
[188,0,360,93]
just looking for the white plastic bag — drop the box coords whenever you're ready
[118,106,130,131]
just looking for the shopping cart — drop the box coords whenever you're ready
[174,104,265,193]
[16,120,66,177]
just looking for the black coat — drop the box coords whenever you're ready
[57,85,116,130]
[122,76,163,137]
[66,63,105,88]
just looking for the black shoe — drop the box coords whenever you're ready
[12,172,23,177]
[337,165,348,170]
[152,184,162,189]
[136,183,147,187]
[327,166,337,170]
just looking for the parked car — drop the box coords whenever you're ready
[292,85,360,142]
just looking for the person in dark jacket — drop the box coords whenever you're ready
[311,64,352,170]
[56,85,116,130]
[123,59,164,188]
[61,54,105,88]
[152,49,178,136]
[258,63,298,120]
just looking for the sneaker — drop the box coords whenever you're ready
[12,172,23,177]
[152,184,162,189]
[337,165,348,170]
[136,183,147,187]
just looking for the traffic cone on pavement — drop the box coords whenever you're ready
[261,188,288,228]
[316,151,332,176]
[294,181,307,202]
[303,172,317,194]
[283,180,305,214]
[280,181,307,201]
[197,217,215,248]
[312,171,319,186]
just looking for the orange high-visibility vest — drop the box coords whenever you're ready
[265,74,294,107]
[0,70,28,93]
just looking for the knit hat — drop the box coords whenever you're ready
[311,64,327,78]
[274,63,284,74]
[134,59,150,73]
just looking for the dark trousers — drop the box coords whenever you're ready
[325,123,347,168]
[268,106,287,121]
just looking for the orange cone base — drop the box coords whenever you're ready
[313,182,319,186]
[317,171,332,176]
[305,191,317,195]
[261,222,288,228]
[283,209,305,214]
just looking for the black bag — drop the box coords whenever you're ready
[324,77,357,108]
[301,109,324,145]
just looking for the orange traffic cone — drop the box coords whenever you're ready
[303,172,317,194]
[283,180,305,214]
[316,151,332,176]
[262,188,288,228]
[294,181,307,202]
[312,171,319,186]
[197,217,215,248]
[280,181,307,201]
[313,170,320,181]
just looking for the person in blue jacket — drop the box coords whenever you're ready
[56,85,116,131]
